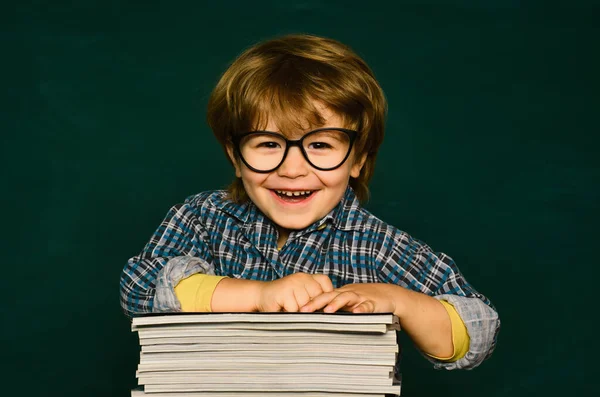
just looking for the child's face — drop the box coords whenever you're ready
[228,106,366,233]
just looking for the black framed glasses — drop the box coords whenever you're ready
[232,127,358,173]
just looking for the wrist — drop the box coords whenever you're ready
[251,280,267,312]
[386,283,413,318]
[212,278,264,312]
[377,283,402,317]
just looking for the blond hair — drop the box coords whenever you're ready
[207,34,387,202]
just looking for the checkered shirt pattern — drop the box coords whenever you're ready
[120,187,499,369]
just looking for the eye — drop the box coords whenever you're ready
[308,142,333,150]
[257,141,282,149]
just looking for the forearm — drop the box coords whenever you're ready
[386,284,454,358]
[378,236,498,368]
[210,277,264,312]
[210,273,333,312]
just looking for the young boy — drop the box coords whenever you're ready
[120,34,499,370]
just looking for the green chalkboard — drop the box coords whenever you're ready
[2,1,598,396]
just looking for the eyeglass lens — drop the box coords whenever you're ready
[239,129,352,171]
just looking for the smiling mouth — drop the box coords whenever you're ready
[273,190,315,202]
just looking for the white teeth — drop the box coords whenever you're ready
[275,190,312,197]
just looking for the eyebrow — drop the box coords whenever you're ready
[251,127,346,138]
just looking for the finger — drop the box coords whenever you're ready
[261,300,283,312]
[350,300,376,313]
[293,287,312,308]
[281,289,302,312]
[312,274,334,293]
[304,279,326,299]
[299,291,339,312]
[323,291,364,313]
[282,300,300,312]
[270,289,295,312]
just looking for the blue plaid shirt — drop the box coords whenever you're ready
[120,187,499,370]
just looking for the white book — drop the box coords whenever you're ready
[143,382,401,395]
[141,342,399,354]
[139,333,396,346]
[138,355,394,367]
[135,321,391,334]
[137,373,391,382]
[139,350,397,362]
[137,375,394,386]
[132,312,400,329]
[135,364,392,376]
[131,390,387,397]
[140,348,396,360]
[136,325,393,339]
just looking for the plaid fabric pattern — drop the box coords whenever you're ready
[120,187,499,369]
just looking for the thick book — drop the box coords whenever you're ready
[132,312,401,328]
[130,312,402,396]
[131,389,388,397]
[138,332,396,346]
[141,343,398,354]
[142,382,400,394]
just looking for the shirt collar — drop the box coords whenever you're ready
[213,192,252,223]
[213,186,366,233]
[329,186,366,232]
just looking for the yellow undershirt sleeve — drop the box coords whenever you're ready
[427,300,470,362]
[174,273,227,312]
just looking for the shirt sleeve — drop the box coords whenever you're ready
[379,232,500,370]
[119,202,218,319]
[175,273,227,312]
[426,300,470,362]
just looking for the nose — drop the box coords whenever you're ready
[277,146,309,178]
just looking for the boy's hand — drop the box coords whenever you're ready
[256,273,334,312]
[299,283,397,314]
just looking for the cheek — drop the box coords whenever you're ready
[240,168,269,190]
[315,167,353,189]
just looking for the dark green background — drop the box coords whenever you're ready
[2,1,598,396]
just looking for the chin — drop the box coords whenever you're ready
[273,218,314,231]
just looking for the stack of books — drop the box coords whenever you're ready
[130,312,402,397]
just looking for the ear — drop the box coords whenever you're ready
[226,145,242,178]
[350,153,367,178]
